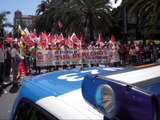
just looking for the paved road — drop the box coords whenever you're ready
[0,75,30,120]
[0,72,43,119]
[0,67,68,119]
[0,82,20,119]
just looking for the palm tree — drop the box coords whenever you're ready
[36,0,51,15]
[53,0,113,43]
[125,0,160,38]
[0,11,12,40]
[111,7,123,42]
[35,0,68,34]
[35,0,113,43]
[0,11,12,29]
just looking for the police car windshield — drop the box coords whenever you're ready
[135,77,160,94]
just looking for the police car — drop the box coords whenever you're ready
[10,65,160,120]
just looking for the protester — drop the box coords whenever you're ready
[11,42,21,86]
[4,42,12,78]
[60,44,69,69]
[136,43,143,65]
[24,45,31,74]
[81,43,88,67]
[151,42,159,63]
[102,43,110,66]
[95,43,102,67]
[110,44,120,67]
[31,43,41,74]
[70,44,78,68]
[88,41,96,67]
[46,43,53,71]
[19,42,26,66]
[0,40,5,86]
[53,42,61,70]
[119,43,126,64]
[129,45,137,66]
[1,32,160,79]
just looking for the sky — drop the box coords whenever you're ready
[111,0,122,8]
[0,0,41,32]
[0,0,122,32]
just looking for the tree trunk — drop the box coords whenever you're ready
[89,15,94,44]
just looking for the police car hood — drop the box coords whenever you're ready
[23,67,131,119]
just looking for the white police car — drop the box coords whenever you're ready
[10,65,160,120]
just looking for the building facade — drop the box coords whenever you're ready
[14,10,36,27]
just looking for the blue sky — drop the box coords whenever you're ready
[0,0,121,32]
[0,0,41,32]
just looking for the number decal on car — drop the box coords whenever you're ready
[102,67,124,71]
[58,73,83,81]
[58,68,124,81]
[80,70,99,74]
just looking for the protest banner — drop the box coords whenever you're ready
[36,50,110,66]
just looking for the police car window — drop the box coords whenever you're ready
[14,100,58,120]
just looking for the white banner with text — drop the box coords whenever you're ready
[36,50,110,66]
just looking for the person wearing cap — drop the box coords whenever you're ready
[0,40,5,86]
[11,42,21,86]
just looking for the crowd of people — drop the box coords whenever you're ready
[0,38,160,87]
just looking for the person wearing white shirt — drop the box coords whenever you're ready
[11,43,21,86]
[0,40,4,85]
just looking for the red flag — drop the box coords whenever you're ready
[65,36,73,48]
[30,31,36,38]
[40,33,47,49]
[80,35,84,42]
[27,39,35,47]
[109,35,117,49]
[57,33,64,42]
[58,20,63,29]
[71,33,79,43]
[60,39,65,46]
[48,34,56,44]
[110,34,117,45]
[19,61,26,76]
[6,37,14,44]
[76,40,82,49]
[96,35,104,47]
[23,35,29,43]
